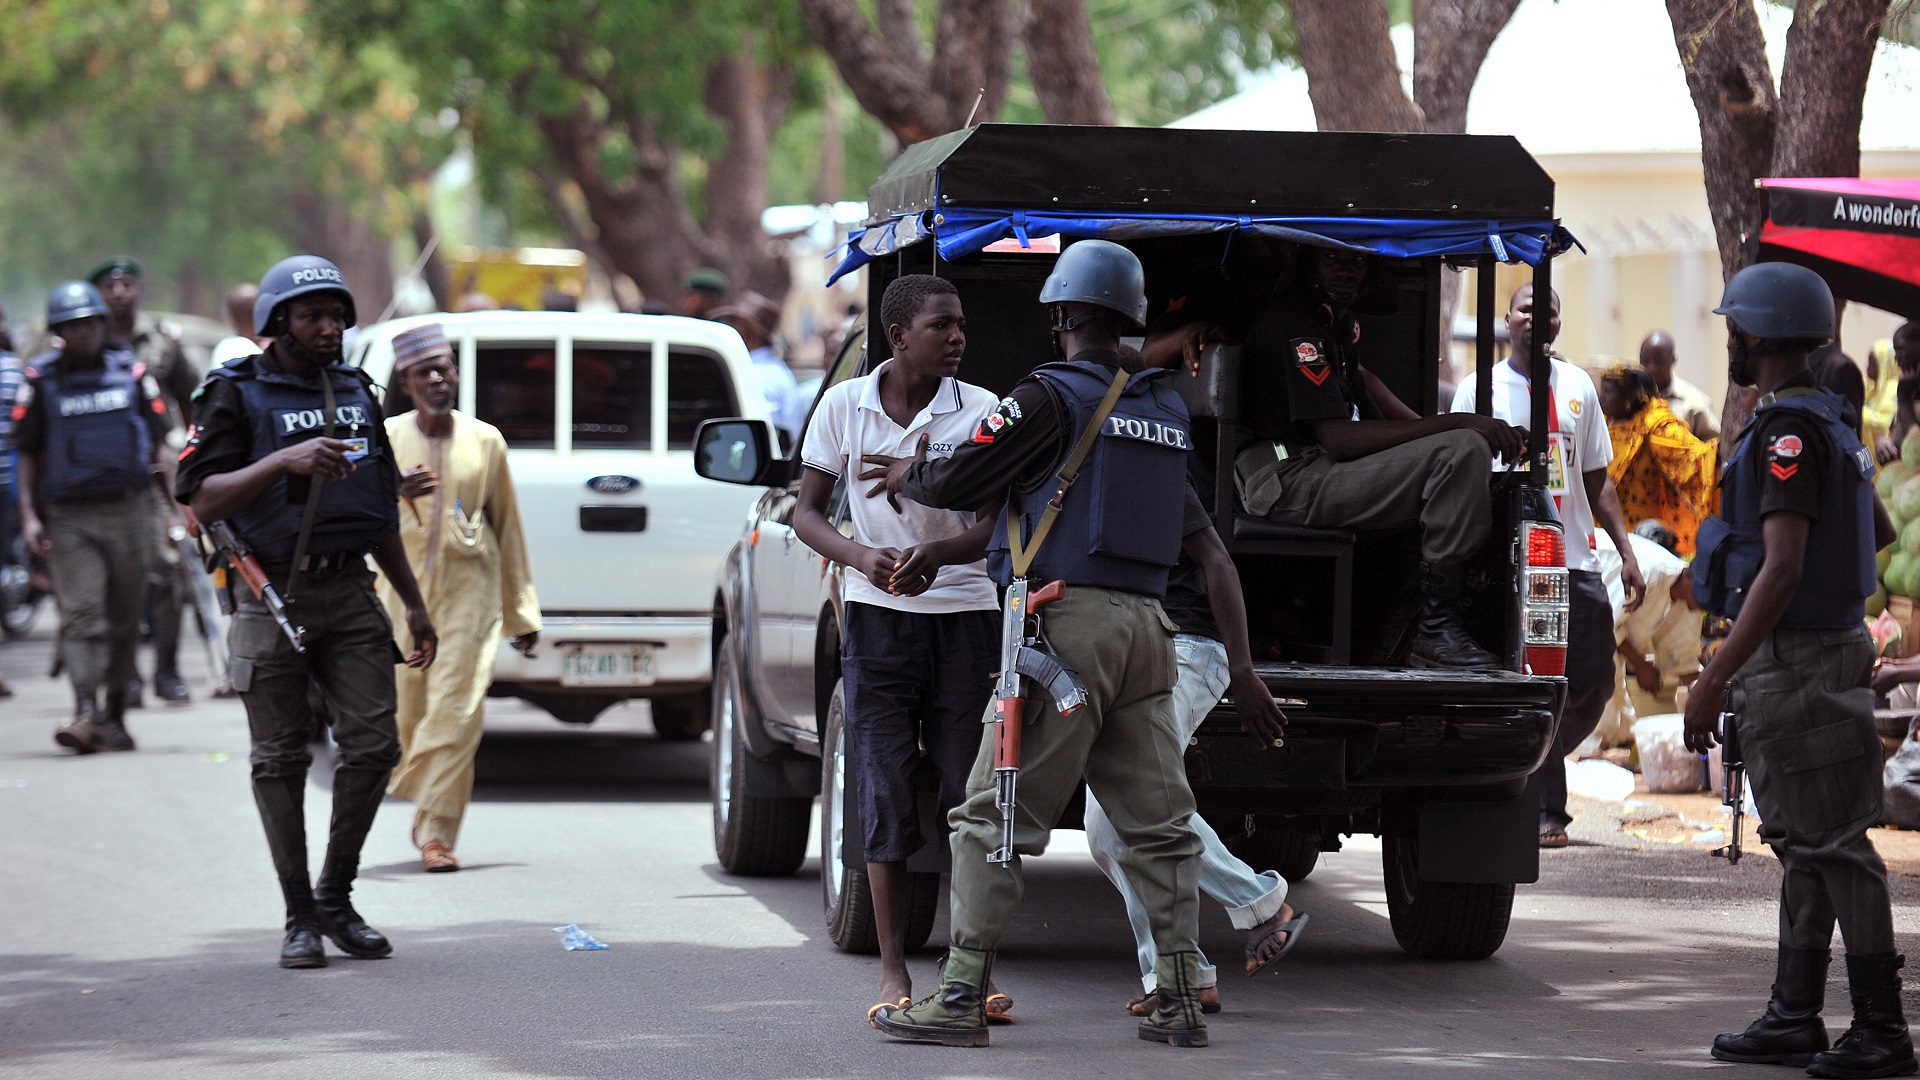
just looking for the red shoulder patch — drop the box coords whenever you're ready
[1769,461,1799,481]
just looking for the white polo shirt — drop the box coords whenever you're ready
[800,361,1000,613]
[1449,357,1612,572]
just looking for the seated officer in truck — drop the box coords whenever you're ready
[1147,244,1527,669]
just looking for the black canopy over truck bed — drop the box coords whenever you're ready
[701,123,1575,961]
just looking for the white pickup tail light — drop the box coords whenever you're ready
[1520,520,1568,677]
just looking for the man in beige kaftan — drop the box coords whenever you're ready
[376,324,540,872]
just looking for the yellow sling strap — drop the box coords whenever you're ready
[1005,368,1132,579]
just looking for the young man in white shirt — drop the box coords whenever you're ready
[1450,284,1645,847]
[792,274,1005,1023]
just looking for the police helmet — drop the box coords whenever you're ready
[1713,262,1835,342]
[254,255,357,337]
[1040,240,1148,329]
[46,281,109,327]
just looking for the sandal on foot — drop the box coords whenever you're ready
[984,992,1013,1024]
[1539,827,1569,848]
[867,998,911,1028]
[1245,912,1309,976]
[1127,986,1221,1016]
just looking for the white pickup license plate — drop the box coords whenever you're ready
[560,644,656,687]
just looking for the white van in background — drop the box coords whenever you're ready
[351,311,768,739]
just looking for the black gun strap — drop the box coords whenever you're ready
[284,367,338,603]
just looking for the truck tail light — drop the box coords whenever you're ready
[1520,520,1568,677]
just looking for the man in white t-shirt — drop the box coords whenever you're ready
[793,274,1005,1022]
[1450,283,1645,847]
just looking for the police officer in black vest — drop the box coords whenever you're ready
[175,255,437,969]
[866,240,1213,1049]
[1686,262,1913,1078]
[13,281,172,752]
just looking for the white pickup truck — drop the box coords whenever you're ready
[351,311,767,739]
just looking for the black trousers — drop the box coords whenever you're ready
[1539,569,1616,830]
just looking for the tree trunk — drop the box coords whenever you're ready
[1023,0,1117,126]
[1290,0,1424,132]
[411,208,451,312]
[533,105,703,302]
[814,79,846,205]
[1773,0,1891,178]
[1411,0,1522,133]
[293,189,395,323]
[704,39,796,299]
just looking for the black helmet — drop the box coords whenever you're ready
[45,281,109,327]
[1040,239,1148,329]
[254,255,357,336]
[1713,262,1835,341]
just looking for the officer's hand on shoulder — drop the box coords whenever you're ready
[275,437,355,480]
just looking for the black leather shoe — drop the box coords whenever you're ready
[1809,954,1918,1078]
[1711,945,1830,1065]
[314,898,393,959]
[280,919,328,969]
[154,670,191,704]
[54,699,105,754]
[96,692,136,752]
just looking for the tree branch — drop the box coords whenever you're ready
[876,0,928,71]
[795,0,942,143]
[1023,0,1116,125]
[1290,0,1423,132]
[1411,0,1521,133]
[1774,0,1891,177]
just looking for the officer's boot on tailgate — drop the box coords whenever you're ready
[53,640,109,753]
[253,774,326,968]
[313,767,393,959]
[875,946,992,1046]
[1407,562,1500,669]
[95,685,137,752]
[1711,945,1830,1065]
[1808,954,1918,1079]
[1139,952,1209,1048]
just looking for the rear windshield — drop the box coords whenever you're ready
[573,342,653,449]
[668,347,737,450]
[475,342,557,448]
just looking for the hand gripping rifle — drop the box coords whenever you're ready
[987,578,1086,864]
[1712,712,1745,865]
[185,509,306,653]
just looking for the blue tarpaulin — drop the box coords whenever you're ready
[826,207,1581,286]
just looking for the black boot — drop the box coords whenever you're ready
[124,673,145,709]
[95,688,136,752]
[313,767,393,959]
[153,668,190,704]
[253,774,325,968]
[279,876,327,969]
[152,592,190,704]
[1406,562,1500,669]
[1808,954,1918,1079]
[1711,945,1830,1065]
[53,695,105,754]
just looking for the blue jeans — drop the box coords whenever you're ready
[1085,634,1287,991]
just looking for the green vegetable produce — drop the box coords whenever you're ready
[1879,461,1916,500]
[1895,476,1920,524]
[1882,548,1896,576]
[1903,429,1920,467]
[1870,586,1888,618]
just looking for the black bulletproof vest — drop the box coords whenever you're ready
[36,354,152,503]
[208,356,395,563]
[1696,388,1876,628]
[987,358,1193,598]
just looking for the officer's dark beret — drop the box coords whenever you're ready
[87,256,142,283]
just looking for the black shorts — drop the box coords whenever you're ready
[840,603,998,863]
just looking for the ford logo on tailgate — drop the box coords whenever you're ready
[586,475,641,494]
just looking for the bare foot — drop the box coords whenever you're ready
[879,968,911,1006]
[1244,903,1299,974]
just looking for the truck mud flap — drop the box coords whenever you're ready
[1416,772,1540,884]
[1186,735,1346,791]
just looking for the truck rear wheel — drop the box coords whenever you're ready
[1381,833,1514,960]
[820,680,938,953]
[1231,823,1320,883]
[711,647,810,876]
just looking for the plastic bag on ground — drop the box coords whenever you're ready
[1565,758,1637,802]
[1633,714,1706,793]
[554,924,610,951]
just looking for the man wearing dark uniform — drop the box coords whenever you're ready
[867,241,1214,1049]
[176,255,438,970]
[1686,262,1914,1079]
[1150,246,1526,668]
[13,282,172,752]
[92,256,198,705]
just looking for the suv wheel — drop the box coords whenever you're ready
[710,645,809,876]
[1231,823,1320,883]
[1381,833,1514,960]
[652,691,710,742]
[820,679,939,954]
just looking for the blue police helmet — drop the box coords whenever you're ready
[46,281,109,327]
[1040,239,1148,329]
[254,255,357,336]
[1713,262,1835,342]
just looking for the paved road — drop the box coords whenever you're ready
[5,622,1920,1079]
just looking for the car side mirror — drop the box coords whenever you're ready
[694,418,792,487]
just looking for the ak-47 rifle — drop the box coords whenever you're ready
[1712,712,1745,865]
[185,509,306,653]
[987,578,1087,865]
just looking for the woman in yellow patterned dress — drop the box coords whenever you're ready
[1599,364,1717,557]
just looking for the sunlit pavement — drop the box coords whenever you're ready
[6,617,1920,1079]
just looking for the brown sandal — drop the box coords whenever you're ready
[985,992,1014,1024]
[1126,986,1222,1016]
[421,840,460,872]
[867,997,911,1027]
[1539,827,1570,849]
